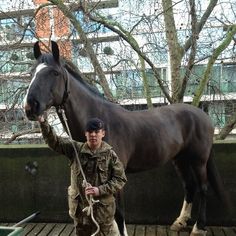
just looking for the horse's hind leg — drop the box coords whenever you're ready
[115,190,128,236]
[170,157,196,231]
[190,164,208,236]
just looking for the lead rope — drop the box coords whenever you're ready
[59,108,100,236]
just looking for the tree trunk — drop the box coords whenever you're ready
[49,0,114,101]
[139,56,153,108]
[215,113,236,140]
[162,0,183,103]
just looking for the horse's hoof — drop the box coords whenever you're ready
[170,220,187,231]
[190,224,207,236]
[190,231,207,236]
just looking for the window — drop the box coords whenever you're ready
[208,102,225,128]
[222,64,236,93]
[184,65,206,96]
[109,68,167,100]
[0,16,35,43]
[71,11,110,37]
[0,47,33,73]
[0,79,27,105]
[185,63,236,96]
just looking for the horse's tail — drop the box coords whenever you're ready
[207,148,231,211]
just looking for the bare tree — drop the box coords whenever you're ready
[1,0,236,143]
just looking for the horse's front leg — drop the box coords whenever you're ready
[171,159,196,231]
[170,199,192,231]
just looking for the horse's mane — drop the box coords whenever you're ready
[63,59,105,99]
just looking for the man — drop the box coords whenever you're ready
[39,117,127,236]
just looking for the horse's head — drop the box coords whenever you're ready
[24,41,68,121]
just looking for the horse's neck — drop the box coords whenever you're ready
[61,76,108,140]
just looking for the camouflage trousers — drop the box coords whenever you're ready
[74,220,120,236]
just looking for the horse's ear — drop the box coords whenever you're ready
[51,41,60,63]
[33,41,41,59]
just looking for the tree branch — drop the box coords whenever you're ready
[4,128,41,144]
[48,0,114,101]
[86,12,172,103]
[184,0,218,52]
[192,25,236,107]
[178,0,197,101]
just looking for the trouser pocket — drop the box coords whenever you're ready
[68,186,79,219]
[95,198,116,224]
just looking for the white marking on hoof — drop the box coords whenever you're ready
[190,223,207,236]
[170,200,192,231]
[170,218,188,231]
[123,221,128,236]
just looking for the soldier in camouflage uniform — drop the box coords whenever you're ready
[39,117,127,236]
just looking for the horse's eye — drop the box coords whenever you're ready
[52,70,59,76]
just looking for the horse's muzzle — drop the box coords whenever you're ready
[25,109,38,121]
[24,100,41,121]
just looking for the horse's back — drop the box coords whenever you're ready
[157,103,214,132]
[160,103,214,157]
[127,103,214,151]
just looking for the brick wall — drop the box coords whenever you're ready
[33,0,73,59]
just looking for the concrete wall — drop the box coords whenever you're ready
[0,145,71,223]
[0,142,235,225]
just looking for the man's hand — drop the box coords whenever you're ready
[37,112,48,123]
[85,186,100,196]
[38,115,45,123]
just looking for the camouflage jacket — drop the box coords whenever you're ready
[40,121,127,224]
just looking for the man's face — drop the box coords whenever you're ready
[85,129,105,150]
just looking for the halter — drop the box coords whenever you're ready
[60,68,70,108]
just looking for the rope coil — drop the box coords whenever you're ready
[59,108,100,236]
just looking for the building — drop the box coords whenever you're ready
[0,0,236,142]
[0,0,119,142]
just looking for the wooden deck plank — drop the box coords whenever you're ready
[179,232,189,236]
[156,225,167,236]
[126,224,135,235]
[178,226,191,236]
[210,226,225,236]
[47,223,66,236]
[1,223,235,236]
[168,228,178,236]
[222,227,236,236]
[60,223,74,236]
[145,225,156,236]
[24,223,46,235]
[21,223,36,236]
[179,229,191,236]
[37,223,55,236]
[135,225,146,236]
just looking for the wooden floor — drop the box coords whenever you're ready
[1,223,236,236]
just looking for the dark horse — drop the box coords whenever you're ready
[24,41,228,236]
